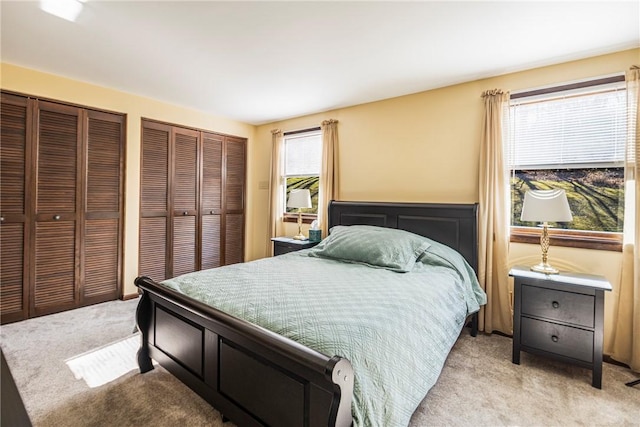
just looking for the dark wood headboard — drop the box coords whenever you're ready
[328,201,478,274]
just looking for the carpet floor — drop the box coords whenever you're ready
[1,298,638,426]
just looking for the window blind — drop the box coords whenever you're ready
[509,80,626,169]
[284,131,322,176]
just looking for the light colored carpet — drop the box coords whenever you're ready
[1,299,638,426]
[412,333,639,426]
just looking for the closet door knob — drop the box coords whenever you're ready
[210,210,214,215]
[53,215,61,220]
[552,301,560,309]
[551,335,559,343]
[0,216,4,222]
[183,211,188,216]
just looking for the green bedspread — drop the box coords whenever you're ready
[161,239,486,427]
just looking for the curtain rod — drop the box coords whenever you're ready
[511,74,625,100]
[283,126,321,136]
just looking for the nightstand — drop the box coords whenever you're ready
[271,237,319,256]
[510,266,612,389]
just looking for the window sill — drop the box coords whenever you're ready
[283,213,317,224]
[510,227,622,252]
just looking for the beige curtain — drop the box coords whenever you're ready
[478,89,512,334]
[267,129,284,255]
[608,66,640,372]
[319,119,339,237]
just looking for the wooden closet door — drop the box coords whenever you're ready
[83,110,124,303]
[224,137,246,265]
[201,132,223,270]
[32,101,82,316]
[172,127,199,277]
[0,94,30,323]
[139,121,170,281]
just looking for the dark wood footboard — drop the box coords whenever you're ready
[135,276,353,427]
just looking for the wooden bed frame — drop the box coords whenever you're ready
[135,201,479,427]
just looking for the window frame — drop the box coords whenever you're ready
[508,75,626,252]
[510,227,622,251]
[282,127,322,223]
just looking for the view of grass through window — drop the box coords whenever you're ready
[511,168,624,232]
[285,176,319,214]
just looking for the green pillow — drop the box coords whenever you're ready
[308,225,430,272]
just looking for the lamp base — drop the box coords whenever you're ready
[530,262,560,274]
[293,209,307,240]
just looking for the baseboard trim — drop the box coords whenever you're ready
[121,292,140,301]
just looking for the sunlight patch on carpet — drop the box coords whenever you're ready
[65,334,147,388]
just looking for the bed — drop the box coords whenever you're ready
[134,201,485,426]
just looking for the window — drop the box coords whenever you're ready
[283,129,322,218]
[508,76,626,250]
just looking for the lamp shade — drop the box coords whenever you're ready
[287,189,312,209]
[521,189,573,222]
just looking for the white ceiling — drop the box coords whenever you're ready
[1,1,639,125]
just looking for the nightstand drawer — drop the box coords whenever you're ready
[521,317,594,363]
[274,244,299,256]
[522,285,594,328]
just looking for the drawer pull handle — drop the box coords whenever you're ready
[0,216,4,222]
[183,211,188,216]
[53,215,61,220]
[552,301,560,309]
[210,210,214,215]
[551,335,559,343]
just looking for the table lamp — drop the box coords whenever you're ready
[520,189,573,274]
[287,189,312,240]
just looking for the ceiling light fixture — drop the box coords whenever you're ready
[40,0,85,22]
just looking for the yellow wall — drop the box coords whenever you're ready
[2,48,638,341]
[253,48,639,342]
[0,62,256,296]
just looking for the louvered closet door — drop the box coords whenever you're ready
[0,94,30,323]
[84,111,124,303]
[32,101,82,316]
[172,127,199,277]
[139,121,170,281]
[201,132,223,270]
[224,137,246,265]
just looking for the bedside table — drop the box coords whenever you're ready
[510,266,612,389]
[271,237,319,256]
